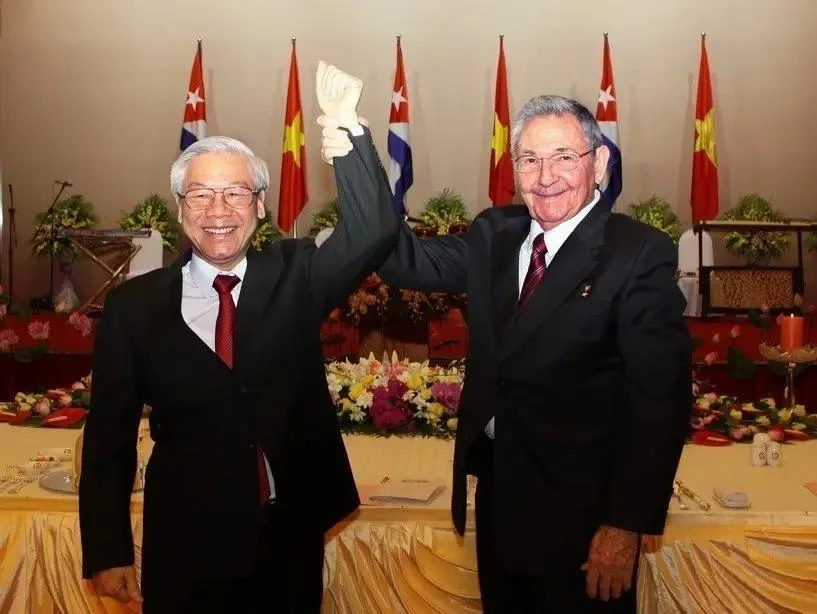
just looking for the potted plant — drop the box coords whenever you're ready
[249,209,283,251]
[628,195,681,243]
[309,198,339,236]
[119,194,181,252]
[31,195,98,259]
[417,188,470,236]
[723,194,789,264]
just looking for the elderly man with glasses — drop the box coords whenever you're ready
[350,94,692,613]
[78,62,398,614]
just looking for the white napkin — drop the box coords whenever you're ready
[713,486,751,508]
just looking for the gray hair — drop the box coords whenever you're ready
[510,95,604,157]
[169,136,270,198]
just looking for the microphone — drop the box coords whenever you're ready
[54,179,73,187]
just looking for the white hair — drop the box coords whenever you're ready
[169,136,270,197]
[510,95,604,158]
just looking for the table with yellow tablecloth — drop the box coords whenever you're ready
[2,423,817,614]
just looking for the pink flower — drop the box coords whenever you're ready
[703,351,718,365]
[711,333,721,344]
[369,380,413,430]
[27,321,50,340]
[704,392,718,403]
[729,325,741,339]
[431,382,462,412]
[58,394,73,407]
[71,381,86,391]
[0,329,19,352]
[34,398,52,416]
[703,414,717,425]
[729,428,746,440]
[68,312,93,337]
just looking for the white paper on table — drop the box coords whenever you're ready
[367,479,444,504]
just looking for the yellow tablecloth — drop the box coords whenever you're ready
[2,424,817,613]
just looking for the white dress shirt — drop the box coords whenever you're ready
[181,253,276,499]
[485,190,601,439]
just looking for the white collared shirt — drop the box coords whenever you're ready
[181,253,275,499]
[485,189,601,439]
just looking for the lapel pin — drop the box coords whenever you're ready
[580,283,593,298]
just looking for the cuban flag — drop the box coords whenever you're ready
[180,40,206,151]
[595,34,622,208]
[387,37,413,215]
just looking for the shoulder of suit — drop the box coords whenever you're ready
[252,237,314,262]
[473,204,529,227]
[606,212,676,250]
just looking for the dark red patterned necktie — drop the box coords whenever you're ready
[518,234,548,307]
[213,274,271,503]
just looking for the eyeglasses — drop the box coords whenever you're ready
[178,186,261,211]
[513,149,594,174]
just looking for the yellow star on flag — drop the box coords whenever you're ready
[491,113,508,167]
[694,109,717,165]
[283,111,305,166]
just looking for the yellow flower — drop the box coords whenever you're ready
[755,416,771,426]
[791,422,807,431]
[348,383,364,401]
[729,410,742,421]
[361,374,375,387]
[427,402,445,417]
[341,398,355,412]
[418,388,432,401]
[446,418,458,431]
[777,409,792,424]
[793,405,806,417]
[406,373,424,390]
[697,399,710,409]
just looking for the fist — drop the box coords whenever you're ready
[316,60,363,129]
[91,565,143,603]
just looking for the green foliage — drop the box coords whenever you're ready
[119,194,181,252]
[418,188,470,235]
[31,195,98,259]
[309,198,340,236]
[723,194,789,263]
[249,209,283,251]
[628,195,681,243]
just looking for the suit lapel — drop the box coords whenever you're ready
[497,204,610,364]
[491,216,529,333]
[235,248,285,365]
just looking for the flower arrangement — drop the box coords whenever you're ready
[326,352,463,438]
[250,208,283,251]
[723,194,789,264]
[119,194,181,251]
[690,387,817,444]
[345,274,390,325]
[0,373,91,428]
[31,195,99,259]
[416,188,470,236]
[628,195,681,244]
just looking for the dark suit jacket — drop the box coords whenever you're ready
[79,128,398,580]
[378,202,692,574]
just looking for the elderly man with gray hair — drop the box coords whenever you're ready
[356,94,692,612]
[79,62,398,613]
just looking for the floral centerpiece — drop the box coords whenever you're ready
[628,195,681,244]
[416,188,470,236]
[119,194,181,251]
[249,208,283,251]
[723,194,789,264]
[326,352,463,438]
[31,195,98,259]
[0,373,91,428]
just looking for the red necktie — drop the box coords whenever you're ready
[518,234,548,307]
[213,274,271,503]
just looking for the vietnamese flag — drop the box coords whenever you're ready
[489,35,515,206]
[278,39,307,234]
[691,35,718,222]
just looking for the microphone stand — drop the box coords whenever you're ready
[32,182,70,310]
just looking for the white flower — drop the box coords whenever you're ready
[761,397,776,409]
[729,409,742,421]
[793,405,806,417]
[755,416,771,426]
[777,409,792,424]
[791,422,807,431]
[355,391,373,409]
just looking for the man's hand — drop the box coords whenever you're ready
[315,60,363,130]
[317,115,353,165]
[91,565,143,603]
[581,525,638,601]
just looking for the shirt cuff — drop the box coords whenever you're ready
[349,124,365,137]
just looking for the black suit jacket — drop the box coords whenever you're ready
[378,201,692,574]
[79,128,398,580]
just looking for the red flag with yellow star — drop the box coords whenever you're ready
[489,36,514,206]
[691,36,718,222]
[278,40,307,233]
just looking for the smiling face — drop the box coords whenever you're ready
[516,114,609,231]
[178,152,265,270]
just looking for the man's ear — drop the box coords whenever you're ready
[593,145,611,185]
[256,192,266,219]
